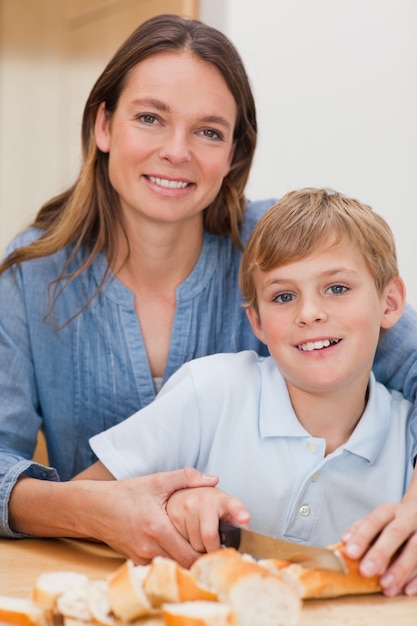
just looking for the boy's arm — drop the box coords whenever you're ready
[166,487,250,554]
[343,467,417,596]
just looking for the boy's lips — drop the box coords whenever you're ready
[296,338,341,352]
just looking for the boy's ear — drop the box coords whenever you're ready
[380,276,406,329]
[246,307,267,345]
[94,102,111,153]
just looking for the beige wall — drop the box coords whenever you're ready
[0,0,198,255]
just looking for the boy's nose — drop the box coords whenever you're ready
[295,296,328,325]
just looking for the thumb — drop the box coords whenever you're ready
[162,467,219,495]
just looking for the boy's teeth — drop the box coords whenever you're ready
[298,339,338,351]
[149,176,188,189]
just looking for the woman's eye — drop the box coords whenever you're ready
[327,284,348,295]
[201,128,223,141]
[273,292,295,304]
[137,114,158,125]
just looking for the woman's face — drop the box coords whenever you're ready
[95,51,237,230]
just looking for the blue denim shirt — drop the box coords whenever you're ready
[1,197,417,537]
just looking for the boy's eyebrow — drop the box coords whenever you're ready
[262,267,360,286]
[130,98,233,129]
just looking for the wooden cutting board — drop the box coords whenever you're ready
[1,538,416,625]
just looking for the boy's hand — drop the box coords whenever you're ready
[342,501,417,596]
[166,486,250,554]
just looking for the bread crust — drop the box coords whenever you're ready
[107,560,152,621]
[0,596,47,626]
[260,543,381,599]
[143,556,217,607]
[162,601,235,626]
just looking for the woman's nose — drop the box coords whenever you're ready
[158,130,191,165]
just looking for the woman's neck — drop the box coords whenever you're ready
[113,214,204,293]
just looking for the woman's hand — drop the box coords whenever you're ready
[342,500,417,596]
[10,467,219,569]
[166,486,250,554]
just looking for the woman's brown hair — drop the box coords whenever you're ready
[1,14,257,312]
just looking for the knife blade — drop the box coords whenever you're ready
[219,522,347,574]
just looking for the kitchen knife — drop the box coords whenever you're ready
[219,522,348,574]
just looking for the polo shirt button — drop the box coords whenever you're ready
[307,442,318,453]
[299,505,310,516]
[310,472,320,482]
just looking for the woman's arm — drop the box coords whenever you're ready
[374,303,417,463]
[8,467,219,568]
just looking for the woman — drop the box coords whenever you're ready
[1,14,417,591]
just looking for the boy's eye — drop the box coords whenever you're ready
[273,292,295,304]
[326,284,348,295]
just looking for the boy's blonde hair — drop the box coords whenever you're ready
[240,188,398,312]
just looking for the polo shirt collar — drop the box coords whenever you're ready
[259,359,389,463]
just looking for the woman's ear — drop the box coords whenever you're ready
[246,306,267,345]
[94,102,111,153]
[380,276,406,329]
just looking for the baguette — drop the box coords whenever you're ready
[0,596,47,626]
[162,601,235,626]
[259,542,381,599]
[143,556,217,607]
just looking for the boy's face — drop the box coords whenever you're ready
[246,239,405,397]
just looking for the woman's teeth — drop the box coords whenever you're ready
[148,176,188,189]
[297,339,340,351]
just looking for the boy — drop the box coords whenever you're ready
[86,188,412,568]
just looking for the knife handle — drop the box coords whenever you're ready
[219,521,242,549]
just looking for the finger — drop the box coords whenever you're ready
[183,508,211,554]
[158,468,219,499]
[144,519,203,568]
[404,573,417,596]
[198,496,250,553]
[118,499,204,568]
[342,503,397,560]
[379,534,417,596]
[219,497,250,528]
[382,565,417,597]
[181,491,224,553]
[358,504,417,578]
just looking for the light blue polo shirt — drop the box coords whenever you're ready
[90,351,413,547]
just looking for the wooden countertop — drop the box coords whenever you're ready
[1,538,416,625]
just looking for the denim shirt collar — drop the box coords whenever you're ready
[93,230,219,308]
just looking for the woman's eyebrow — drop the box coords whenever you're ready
[131,97,169,111]
[130,98,233,130]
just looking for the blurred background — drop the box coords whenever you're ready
[1,0,416,306]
